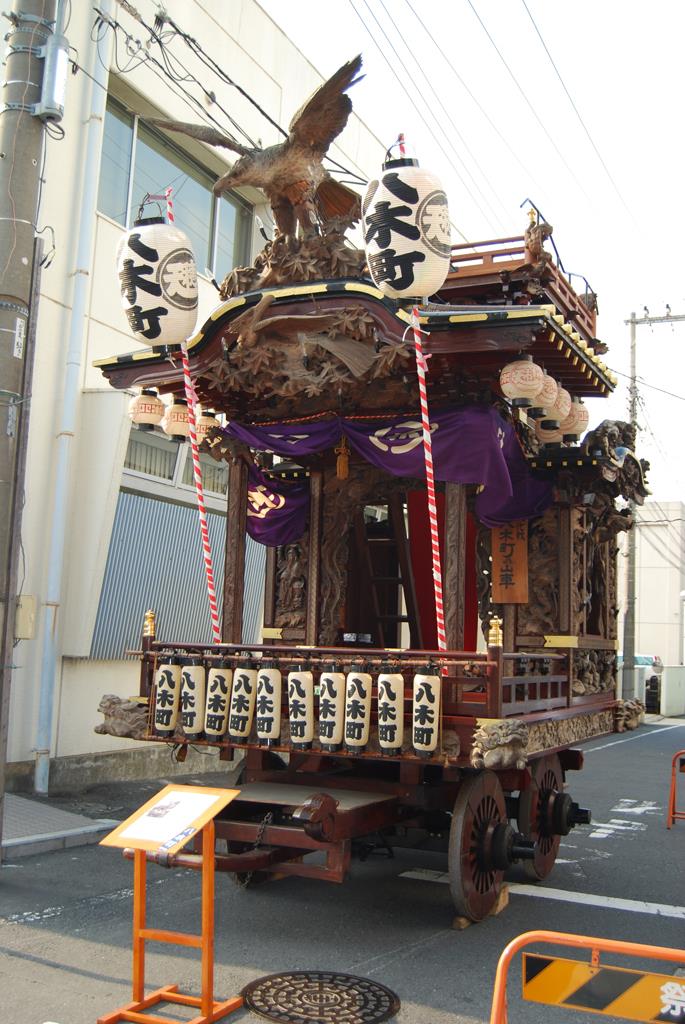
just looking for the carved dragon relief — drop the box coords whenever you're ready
[516,508,559,636]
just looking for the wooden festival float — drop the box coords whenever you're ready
[96,56,649,922]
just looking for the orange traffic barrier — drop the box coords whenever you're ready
[667,748,685,828]
[489,929,685,1024]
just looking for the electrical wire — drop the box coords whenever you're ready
[638,528,683,574]
[355,0,501,234]
[402,0,545,198]
[609,368,685,404]
[520,0,635,221]
[376,0,510,227]
[466,0,595,206]
[346,0,482,243]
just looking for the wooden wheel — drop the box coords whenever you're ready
[516,753,563,881]
[448,770,507,922]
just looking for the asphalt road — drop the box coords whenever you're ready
[1,719,684,1024]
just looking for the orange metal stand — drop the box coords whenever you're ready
[489,929,685,1024]
[667,748,685,828]
[97,819,243,1024]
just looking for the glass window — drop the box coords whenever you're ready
[132,123,216,272]
[97,95,252,277]
[182,451,228,495]
[97,99,133,225]
[215,194,252,280]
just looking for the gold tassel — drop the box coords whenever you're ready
[335,436,349,479]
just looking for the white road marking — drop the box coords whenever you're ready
[400,870,685,918]
[587,817,648,839]
[586,723,684,753]
[611,799,661,816]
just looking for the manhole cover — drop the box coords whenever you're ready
[241,970,400,1024]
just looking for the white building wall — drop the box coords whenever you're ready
[617,501,685,668]
[9,1,385,772]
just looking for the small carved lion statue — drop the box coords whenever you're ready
[614,698,646,733]
[470,719,529,770]
[95,694,149,739]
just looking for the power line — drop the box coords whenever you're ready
[466,0,595,206]
[402,0,545,200]
[519,0,635,221]
[346,0,486,242]
[609,368,685,404]
[376,0,510,227]
[638,528,683,574]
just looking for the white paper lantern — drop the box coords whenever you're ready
[227,665,257,740]
[560,397,590,442]
[116,216,198,345]
[161,396,189,440]
[377,672,405,754]
[318,670,346,751]
[344,670,373,750]
[535,418,563,446]
[204,662,232,739]
[180,657,206,740]
[256,666,282,745]
[153,659,181,737]
[529,372,558,419]
[363,157,451,299]
[550,385,572,423]
[412,671,441,755]
[129,388,164,430]
[196,410,219,445]
[288,669,314,749]
[499,355,545,407]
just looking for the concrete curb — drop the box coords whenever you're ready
[2,818,119,859]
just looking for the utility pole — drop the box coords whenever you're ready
[0,0,65,860]
[621,308,685,700]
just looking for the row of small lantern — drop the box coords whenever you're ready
[129,388,218,443]
[152,658,443,757]
[499,354,589,446]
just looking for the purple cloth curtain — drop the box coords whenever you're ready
[228,407,552,545]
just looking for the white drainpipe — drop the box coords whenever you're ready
[34,0,115,793]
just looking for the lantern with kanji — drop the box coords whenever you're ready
[528,372,558,420]
[560,397,590,442]
[344,668,372,751]
[196,409,219,445]
[256,666,282,745]
[288,668,314,750]
[204,661,232,739]
[499,354,545,407]
[180,656,206,740]
[318,667,346,752]
[377,672,405,755]
[363,156,451,299]
[116,216,198,345]
[227,664,257,740]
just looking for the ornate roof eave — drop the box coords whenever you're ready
[94,278,616,398]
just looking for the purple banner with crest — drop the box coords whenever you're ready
[230,407,552,545]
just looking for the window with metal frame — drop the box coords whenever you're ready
[97,96,252,280]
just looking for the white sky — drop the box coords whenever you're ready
[257,0,685,502]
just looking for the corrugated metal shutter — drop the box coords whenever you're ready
[90,490,265,658]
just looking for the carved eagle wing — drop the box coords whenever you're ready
[288,54,364,157]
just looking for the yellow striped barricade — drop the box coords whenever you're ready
[490,930,685,1024]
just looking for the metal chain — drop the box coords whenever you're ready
[238,810,273,889]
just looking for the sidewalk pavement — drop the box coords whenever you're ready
[1,763,243,860]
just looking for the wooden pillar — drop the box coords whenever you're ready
[305,470,323,645]
[443,482,467,650]
[558,506,572,634]
[223,457,248,643]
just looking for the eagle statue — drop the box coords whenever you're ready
[152,55,364,241]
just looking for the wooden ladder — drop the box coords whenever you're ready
[354,494,422,649]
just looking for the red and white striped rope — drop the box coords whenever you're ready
[164,186,175,224]
[411,306,446,653]
[180,344,222,642]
